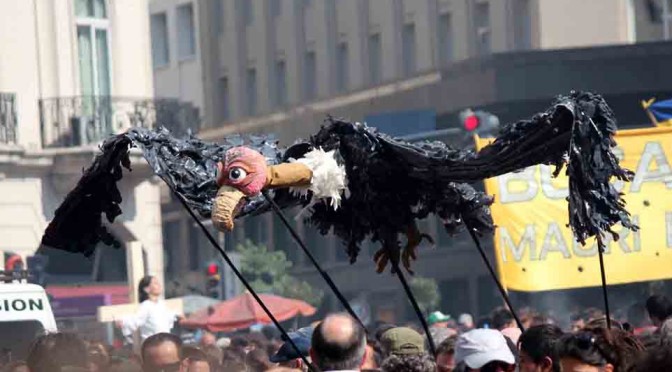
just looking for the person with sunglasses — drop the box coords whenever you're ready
[454,329,516,372]
[555,327,644,372]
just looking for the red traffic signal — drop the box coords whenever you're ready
[206,263,219,276]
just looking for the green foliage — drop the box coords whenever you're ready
[236,240,324,307]
[409,276,441,313]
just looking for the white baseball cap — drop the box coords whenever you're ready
[455,329,515,369]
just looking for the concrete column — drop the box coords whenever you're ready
[126,240,145,304]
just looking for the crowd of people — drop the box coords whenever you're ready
[6,293,672,371]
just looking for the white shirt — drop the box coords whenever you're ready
[121,299,178,342]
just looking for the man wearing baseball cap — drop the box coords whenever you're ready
[269,326,313,371]
[454,329,516,372]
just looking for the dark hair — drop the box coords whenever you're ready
[491,308,514,330]
[202,344,223,370]
[245,348,273,371]
[26,333,88,372]
[138,276,154,303]
[311,313,366,370]
[556,327,644,372]
[646,295,672,323]
[380,354,436,372]
[436,335,457,355]
[519,325,564,372]
[140,333,183,362]
[633,344,672,372]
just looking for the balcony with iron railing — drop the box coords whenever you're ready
[39,96,200,148]
[0,93,18,145]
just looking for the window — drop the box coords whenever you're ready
[402,23,416,76]
[271,0,282,17]
[304,51,317,100]
[368,33,381,84]
[246,68,257,115]
[274,60,287,107]
[513,0,532,50]
[163,220,180,274]
[212,0,224,34]
[150,13,170,67]
[75,0,106,18]
[217,77,230,122]
[177,4,196,59]
[438,13,454,65]
[474,1,491,55]
[336,42,349,92]
[243,0,254,26]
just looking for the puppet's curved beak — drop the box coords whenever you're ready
[211,185,246,231]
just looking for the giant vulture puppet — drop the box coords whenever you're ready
[41,92,637,275]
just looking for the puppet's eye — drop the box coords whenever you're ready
[228,167,247,181]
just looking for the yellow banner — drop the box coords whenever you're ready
[476,127,672,292]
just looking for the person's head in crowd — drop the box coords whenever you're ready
[230,336,250,354]
[26,333,89,372]
[199,331,216,347]
[380,353,436,372]
[1,360,28,372]
[491,308,515,331]
[586,308,604,323]
[379,327,425,358]
[140,333,183,372]
[454,329,515,372]
[221,349,245,372]
[428,311,452,328]
[458,314,474,332]
[632,343,672,372]
[518,324,564,372]
[202,345,223,371]
[374,323,397,343]
[270,326,313,371]
[430,327,458,350]
[181,346,210,372]
[247,331,271,351]
[555,327,644,372]
[584,317,623,331]
[530,315,550,328]
[245,348,273,371]
[310,313,367,371]
[569,312,586,333]
[87,341,110,372]
[646,294,672,327]
[138,275,162,303]
[436,335,458,372]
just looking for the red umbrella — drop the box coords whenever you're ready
[181,292,316,332]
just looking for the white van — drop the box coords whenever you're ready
[0,275,57,362]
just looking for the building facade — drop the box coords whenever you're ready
[0,0,175,301]
[154,0,672,322]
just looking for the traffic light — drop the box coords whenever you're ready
[26,255,48,287]
[205,262,222,299]
[5,254,23,271]
[459,109,500,136]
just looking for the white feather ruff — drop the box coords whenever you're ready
[289,148,347,210]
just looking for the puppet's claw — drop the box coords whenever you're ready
[401,224,434,274]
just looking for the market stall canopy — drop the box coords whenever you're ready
[181,292,316,332]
